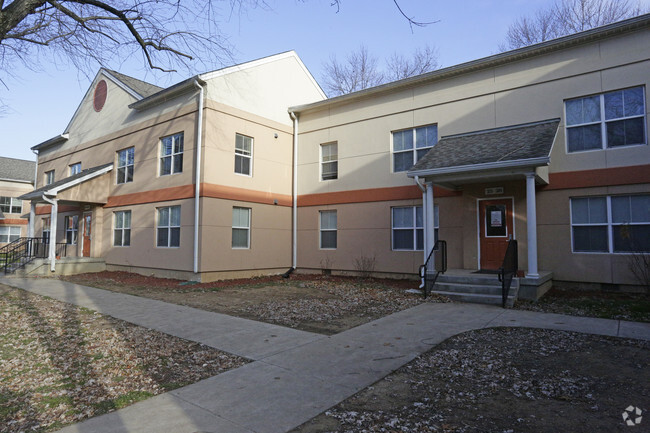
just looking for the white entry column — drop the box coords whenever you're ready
[425,182,435,271]
[28,203,35,238]
[526,174,539,278]
[49,199,58,272]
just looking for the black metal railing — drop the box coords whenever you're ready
[497,239,518,308]
[418,240,447,298]
[0,237,67,274]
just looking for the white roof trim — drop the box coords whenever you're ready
[408,157,550,178]
[47,164,113,195]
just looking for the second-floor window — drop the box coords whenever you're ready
[566,86,646,152]
[117,147,134,184]
[393,124,438,172]
[235,133,253,176]
[69,163,81,176]
[45,170,55,186]
[321,142,338,180]
[0,197,22,214]
[160,132,183,176]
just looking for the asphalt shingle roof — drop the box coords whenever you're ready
[410,119,560,173]
[0,157,35,183]
[107,70,163,98]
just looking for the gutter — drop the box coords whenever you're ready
[193,80,205,275]
[130,76,205,111]
[407,157,550,178]
[289,111,298,270]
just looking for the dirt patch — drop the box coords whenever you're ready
[60,272,446,335]
[0,285,247,433]
[292,327,650,433]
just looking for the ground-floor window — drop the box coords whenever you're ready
[64,215,78,245]
[42,218,50,243]
[157,206,180,248]
[0,226,21,243]
[232,207,251,249]
[319,210,337,249]
[571,194,650,253]
[113,211,131,247]
[392,205,438,250]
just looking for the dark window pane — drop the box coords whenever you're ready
[567,124,602,152]
[126,166,133,182]
[485,205,507,237]
[157,228,168,247]
[393,229,414,250]
[394,151,413,172]
[613,225,650,252]
[117,167,125,184]
[624,87,645,117]
[160,157,171,175]
[321,231,337,249]
[604,91,624,119]
[173,154,183,173]
[123,229,131,247]
[114,229,122,246]
[416,229,424,250]
[232,228,249,248]
[573,226,608,252]
[416,148,430,162]
[170,227,180,247]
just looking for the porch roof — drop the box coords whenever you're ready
[407,119,560,187]
[20,163,113,201]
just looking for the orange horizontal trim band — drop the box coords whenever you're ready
[0,219,27,225]
[201,184,292,207]
[545,165,650,190]
[35,204,81,215]
[105,185,194,208]
[297,185,460,207]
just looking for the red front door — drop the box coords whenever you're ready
[479,199,514,270]
[82,212,92,257]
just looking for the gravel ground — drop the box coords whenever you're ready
[0,285,248,433]
[292,328,650,433]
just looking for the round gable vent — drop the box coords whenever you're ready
[93,80,107,112]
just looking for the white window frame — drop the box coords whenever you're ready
[117,147,134,184]
[234,133,253,177]
[232,207,251,249]
[156,205,181,248]
[159,132,184,176]
[0,197,22,214]
[392,124,438,173]
[113,210,131,247]
[391,205,439,251]
[319,210,337,250]
[565,86,647,153]
[69,162,82,176]
[64,215,78,245]
[45,170,55,186]
[570,194,650,253]
[0,226,21,243]
[320,142,338,181]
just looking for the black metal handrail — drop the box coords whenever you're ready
[418,240,447,298]
[1,237,68,274]
[497,239,518,308]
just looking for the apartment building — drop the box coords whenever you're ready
[0,157,35,245]
[21,15,650,290]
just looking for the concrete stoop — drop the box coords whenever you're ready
[432,273,519,307]
[9,257,106,277]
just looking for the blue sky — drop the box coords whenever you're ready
[1,0,648,161]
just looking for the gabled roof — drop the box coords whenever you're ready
[409,119,560,176]
[20,163,113,200]
[105,70,163,99]
[0,157,35,183]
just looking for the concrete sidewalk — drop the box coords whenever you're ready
[2,277,649,433]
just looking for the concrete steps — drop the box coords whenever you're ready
[432,273,519,307]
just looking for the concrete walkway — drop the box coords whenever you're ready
[2,276,649,433]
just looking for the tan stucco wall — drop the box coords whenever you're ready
[0,180,33,242]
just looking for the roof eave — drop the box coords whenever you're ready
[129,76,205,111]
[31,133,69,152]
[407,157,551,178]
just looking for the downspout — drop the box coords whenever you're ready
[289,111,298,272]
[29,149,39,239]
[193,80,204,276]
[414,176,427,288]
[41,194,57,272]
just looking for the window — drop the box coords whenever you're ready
[232,207,251,248]
[235,134,253,176]
[64,215,78,245]
[114,211,131,247]
[117,147,134,184]
[319,210,337,249]
[0,197,22,214]
[69,163,81,176]
[566,86,646,152]
[42,218,50,243]
[321,142,338,180]
[393,124,438,172]
[571,195,650,253]
[160,133,184,176]
[0,226,21,243]
[45,170,55,185]
[392,205,439,251]
[157,206,180,247]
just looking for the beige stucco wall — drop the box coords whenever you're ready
[0,180,33,243]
